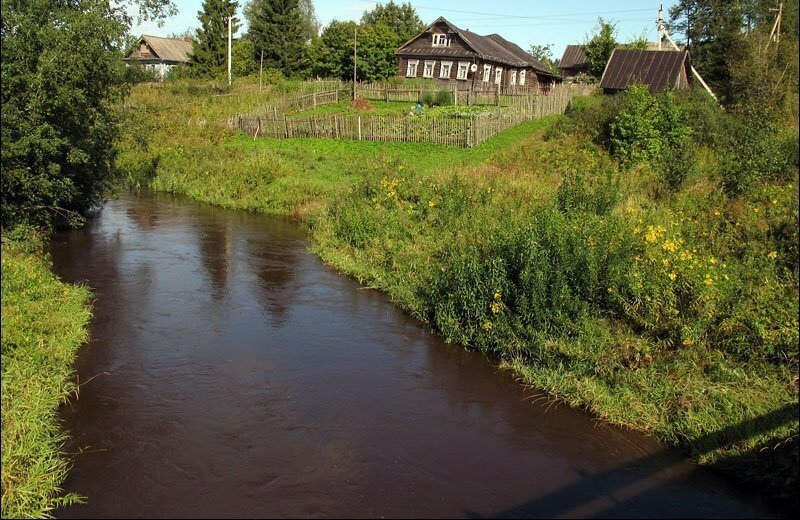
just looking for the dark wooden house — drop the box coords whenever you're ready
[395,17,561,92]
[559,45,589,78]
[599,49,692,94]
[123,35,193,80]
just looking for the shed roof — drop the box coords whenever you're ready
[397,17,558,76]
[124,35,193,63]
[599,49,690,91]
[560,45,587,69]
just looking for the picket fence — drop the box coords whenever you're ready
[231,83,592,148]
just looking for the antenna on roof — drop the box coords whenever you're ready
[658,6,717,102]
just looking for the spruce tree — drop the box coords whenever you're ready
[245,0,308,76]
[190,0,240,77]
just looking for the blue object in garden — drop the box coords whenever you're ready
[416,102,423,110]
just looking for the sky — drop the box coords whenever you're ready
[131,0,680,59]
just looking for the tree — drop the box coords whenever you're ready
[583,18,618,78]
[528,43,557,72]
[190,0,240,77]
[298,0,321,44]
[1,0,174,229]
[310,20,357,80]
[360,1,424,43]
[246,0,309,77]
[357,23,400,81]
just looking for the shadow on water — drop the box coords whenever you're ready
[469,403,797,519]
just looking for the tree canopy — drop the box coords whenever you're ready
[245,0,308,76]
[583,18,618,78]
[360,1,424,43]
[1,0,175,228]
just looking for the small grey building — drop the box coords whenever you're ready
[123,35,193,80]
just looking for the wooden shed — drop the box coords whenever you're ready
[395,17,561,93]
[599,49,692,94]
[559,45,589,78]
[123,35,193,80]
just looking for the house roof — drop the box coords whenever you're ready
[560,45,588,69]
[124,35,193,63]
[396,17,558,76]
[599,49,690,91]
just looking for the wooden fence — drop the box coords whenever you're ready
[231,84,593,148]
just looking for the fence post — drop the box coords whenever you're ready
[385,86,389,103]
[284,115,291,138]
[358,116,362,140]
[312,92,317,108]
[466,121,472,148]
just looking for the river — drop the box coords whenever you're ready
[49,191,770,518]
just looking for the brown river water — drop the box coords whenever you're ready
[49,191,771,518]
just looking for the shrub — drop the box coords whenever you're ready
[435,89,453,106]
[420,91,436,107]
[556,163,620,216]
[609,84,692,166]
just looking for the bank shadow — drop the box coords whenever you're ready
[467,403,797,519]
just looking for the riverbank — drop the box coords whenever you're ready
[119,78,798,510]
[1,230,93,518]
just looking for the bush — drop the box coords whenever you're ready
[556,163,620,216]
[609,84,692,166]
[435,89,453,106]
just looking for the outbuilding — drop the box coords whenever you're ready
[123,35,193,80]
[599,49,692,94]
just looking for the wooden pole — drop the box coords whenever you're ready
[259,50,264,91]
[353,27,358,100]
[227,15,232,87]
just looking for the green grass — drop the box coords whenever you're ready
[1,230,93,518]
[118,79,798,511]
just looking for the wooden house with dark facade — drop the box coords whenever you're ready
[395,17,561,93]
[599,49,692,94]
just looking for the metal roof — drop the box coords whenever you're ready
[397,17,557,76]
[599,49,690,91]
[560,45,587,69]
[124,35,193,63]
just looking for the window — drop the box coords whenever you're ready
[439,61,452,79]
[495,67,503,85]
[423,61,435,78]
[406,59,419,77]
[510,70,517,85]
[519,70,526,86]
[433,34,449,46]
[483,64,491,82]
[457,62,469,80]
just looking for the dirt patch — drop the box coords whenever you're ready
[292,196,326,221]
[351,98,375,111]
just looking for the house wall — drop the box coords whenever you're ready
[397,56,549,92]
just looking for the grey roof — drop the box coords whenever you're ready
[599,49,691,91]
[560,45,587,69]
[397,17,558,76]
[124,35,193,63]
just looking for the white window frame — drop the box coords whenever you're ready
[423,60,435,78]
[519,69,526,86]
[406,59,419,78]
[432,34,449,47]
[495,67,503,85]
[483,64,491,82]
[510,70,517,86]
[456,62,469,80]
[439,61,452,79]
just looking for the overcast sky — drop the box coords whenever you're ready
[131,0,680,58]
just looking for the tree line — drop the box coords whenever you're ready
[187,0,423,82]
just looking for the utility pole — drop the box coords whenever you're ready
[227,15,232,87]
[353,26,358,100]
[259,49,264,91]
[657,4,663,50]
[768,2,783,46]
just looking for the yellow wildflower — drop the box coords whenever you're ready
[682,338,694,346]
[668,273,677,281]
[768,251,778,259]
[491,302,501,314]
[483,321,493,331]
[494,291,502,300]
[428,200,437,207]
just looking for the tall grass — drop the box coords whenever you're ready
[1,229,92,518]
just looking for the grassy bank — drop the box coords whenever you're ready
[1,230,93,518]
[119,78,798,509]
